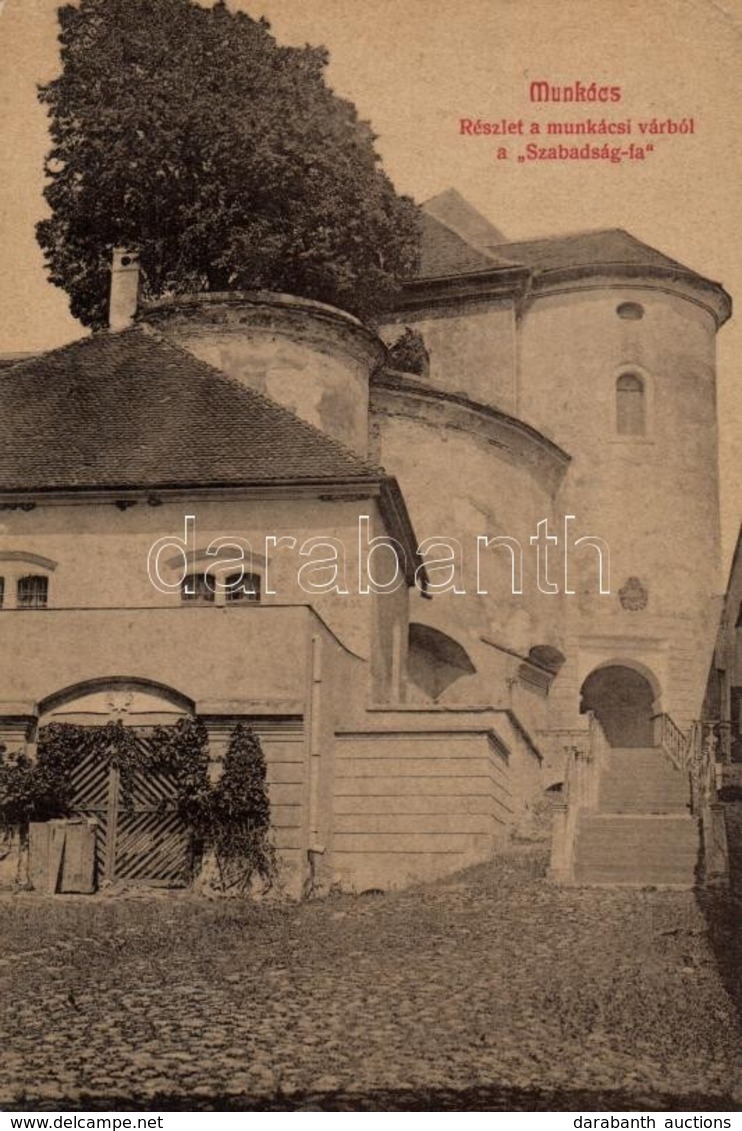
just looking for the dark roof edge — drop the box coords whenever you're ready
[394,265,531,309]
[0,331,93,378]
[528,263,732,326]
[0,478,387,502]
[398,240,731,327]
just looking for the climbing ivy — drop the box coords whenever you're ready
[39,721,146,811]
[206,723,276,893]
[0,717,276,893]
[0,720,146,837]
[149,715,211,836]
[0,750,38,838]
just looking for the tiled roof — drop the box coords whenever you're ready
[417,213,507,279]
[415,200,699,285]
[414,189,715,284]
[422,188,506,247]
[490,228,696,275]
[0,326,383,492]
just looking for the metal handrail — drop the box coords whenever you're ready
[651,711,690,770]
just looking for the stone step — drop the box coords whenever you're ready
[600,785,689,798]
[598,746,691,814]
[600,798,690,814]
[601,785,688,796]
[573,813,700,886]
[573,869,698,887]
[578,825,698,842]
[599,803,691,814]
[605,749,684,770]
[578,814,697,833]
[602,760,687,774]
[601,750,683,769]
[602,761,688,775]
[609,747,674,757]
[601,779,690,794]
[600,787,689,799]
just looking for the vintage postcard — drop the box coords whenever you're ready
[0,0,740,1117]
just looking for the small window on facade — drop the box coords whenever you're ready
[180,573,215,603]
[616,302,644,321]
[616,372,645,435]
[17,575,48,609]
[225,572,261,603]
[0,577,4,609]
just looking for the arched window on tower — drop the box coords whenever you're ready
[616,372,646,435]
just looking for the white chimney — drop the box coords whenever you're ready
[108,248,140,331]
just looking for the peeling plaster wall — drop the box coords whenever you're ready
[379,296,518,413]
[143,293,385,459]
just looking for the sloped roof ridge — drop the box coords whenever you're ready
[416,213,522,279]
[423,211,504,262]
[421,188,507,246]
[136,322,386,478]
[0,328,94,378]
[492,226,693,273]
[490,224,621,246]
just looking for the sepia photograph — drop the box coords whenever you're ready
[0,0,740,1117]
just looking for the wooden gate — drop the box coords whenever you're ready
[70,736,190,886]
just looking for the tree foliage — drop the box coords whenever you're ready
[388,326,430,376]
[0,721,147,836]
[150,715,211,837]
[0,718,275,894]
[37,0,421,328]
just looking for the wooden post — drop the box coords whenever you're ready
[104,764,120,882]
[47,821,67,893]
[28,822,50,891]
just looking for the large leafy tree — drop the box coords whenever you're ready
[37,0,421,329]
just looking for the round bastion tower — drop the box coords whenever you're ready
[514,232,731,751]
[373,193,731,776]
[136,197,732,777]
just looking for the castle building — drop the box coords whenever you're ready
[0,190,731,893]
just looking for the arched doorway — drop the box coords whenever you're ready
[37,679,194,885]
[580,665,656,748]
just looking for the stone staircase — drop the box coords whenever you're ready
[572,747,700,887]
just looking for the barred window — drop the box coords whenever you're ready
[180,573,215,603]
[225,572,261,603]
[17,575,48,609]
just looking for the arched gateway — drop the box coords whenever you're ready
[38,679,194,886]
[580,664,657,748]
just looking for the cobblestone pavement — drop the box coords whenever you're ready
[0,848,739,1111]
